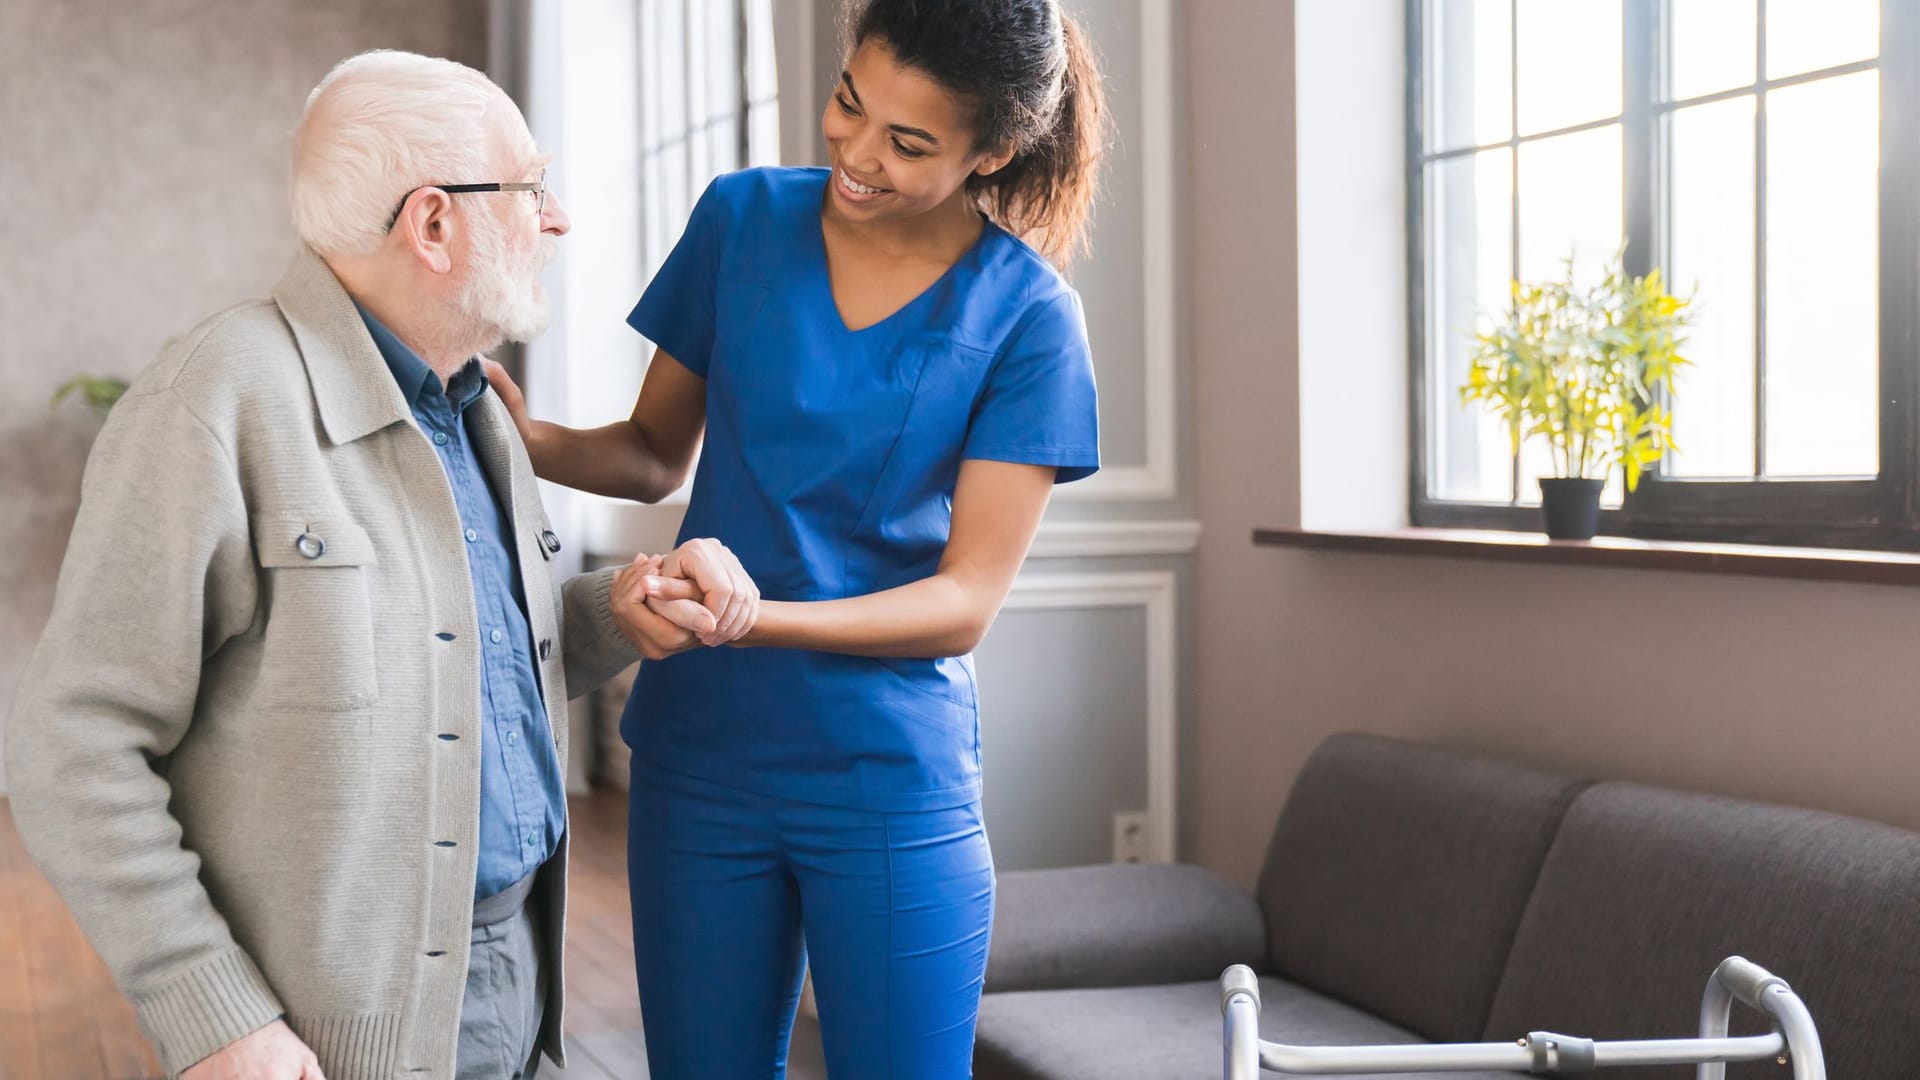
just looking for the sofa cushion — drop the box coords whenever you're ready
[974,975,1527,1080]
[986,863,1268,993]
[1485,782,1920,1079]
[1257,734,1589,1041]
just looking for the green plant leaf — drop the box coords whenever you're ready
[1454,244,1697,494]
[52,375,129,418]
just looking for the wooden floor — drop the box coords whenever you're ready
[0,790,827,1080]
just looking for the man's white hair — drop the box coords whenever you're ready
[292,50,508,258]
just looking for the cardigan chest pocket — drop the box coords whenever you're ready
[252,515,379,711]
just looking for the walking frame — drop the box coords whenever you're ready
[1221,956,1825,1078]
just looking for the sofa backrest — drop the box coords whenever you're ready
[1256,733,1591,1042]
[1484,781,1920,1080]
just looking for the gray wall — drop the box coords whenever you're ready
[0,0,489,792]
[1186,0,1920,891]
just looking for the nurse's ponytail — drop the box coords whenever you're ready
[847,0,1111,269]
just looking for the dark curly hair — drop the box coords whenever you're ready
[844,0,1110,267]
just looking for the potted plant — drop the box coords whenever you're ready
[1459,249,1692,540]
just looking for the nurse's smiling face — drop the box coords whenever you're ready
[821,39,1015,224]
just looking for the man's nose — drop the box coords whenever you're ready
[542,190,571,237]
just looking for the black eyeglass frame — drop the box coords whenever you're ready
[385,169,547,232]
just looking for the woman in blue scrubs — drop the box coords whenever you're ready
[492,1,1106,1074]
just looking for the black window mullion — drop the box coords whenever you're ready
[1753,0,1769,479]
[1507,0,1522,505]
[1406,0,1429,519]
[1879,0,1920,528]
[1618,0,1657,525]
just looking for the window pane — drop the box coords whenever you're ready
[1766,0,1878,80]
[1667,96,1757,478]
[1668,0,1755,101]
[1516,0,1621,135]
[1430,0,1512,150]
[1517,125,1623,287]
[1429,149,1516,503]
[1764,71,1879,477]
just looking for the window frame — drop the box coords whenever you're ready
[1406,0,1920,550]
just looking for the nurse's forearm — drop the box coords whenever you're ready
[741,575,993,658]
[528,419,691,503]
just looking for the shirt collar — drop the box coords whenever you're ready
[353,302,489,414]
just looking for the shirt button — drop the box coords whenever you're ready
[538,638,552,661]
[525,832,538,848]
[507,731,519,747]
[465,528,479,543]
[489,628,504,645]
[433,430,450,446]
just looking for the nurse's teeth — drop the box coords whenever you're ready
[840,169,883,195]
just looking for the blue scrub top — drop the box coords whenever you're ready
[623,167,1100,811]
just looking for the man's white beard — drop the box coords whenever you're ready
[457,218,555,351]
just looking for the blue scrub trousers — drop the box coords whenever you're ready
[628,761,996,1079]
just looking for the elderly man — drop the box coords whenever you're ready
[7,51,751,1080]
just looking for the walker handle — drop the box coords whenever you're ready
[1713,956,1789,1012]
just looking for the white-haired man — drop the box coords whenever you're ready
[7,51,754,1080]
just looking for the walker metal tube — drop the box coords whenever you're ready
[1222,965,1263,1080]
[1697,957,1825,1080]
[1222,957,1823,1078]
[1251,1035,1785,1075]
[1758,983,1826,1080]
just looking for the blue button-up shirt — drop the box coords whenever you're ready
[358,305,565,900]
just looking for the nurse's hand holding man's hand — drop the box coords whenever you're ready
[609,538,761,660]
[654,537,760,646]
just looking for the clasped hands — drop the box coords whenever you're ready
[608,538,761,660]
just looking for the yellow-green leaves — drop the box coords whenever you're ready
[1458,248,1692,493]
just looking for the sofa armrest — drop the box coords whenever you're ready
[985,863,1269,994]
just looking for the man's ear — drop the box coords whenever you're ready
[398,189,458,275]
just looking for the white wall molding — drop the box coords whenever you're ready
[1057,0,1178,503]
[582,495,1201,563]
[1027,519,1201,558]
[1002,570,1179,862]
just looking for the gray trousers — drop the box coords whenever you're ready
[456,868,549,1080]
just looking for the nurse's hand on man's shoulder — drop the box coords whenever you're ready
[611,553,712,661]
[655,537,761,648]
[482,359,534,446]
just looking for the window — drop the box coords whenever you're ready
[1410,0,1920,548]
[543,0,783,434]
[637,0,783,281]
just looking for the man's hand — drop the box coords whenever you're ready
[611,554,712,661]
[180,1020,324,1080]
[658,538,761,647]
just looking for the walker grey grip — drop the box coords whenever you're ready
[1714,956,1789,1011]
[1221,965,1261,1015]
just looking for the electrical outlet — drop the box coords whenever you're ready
[1112,811,1151,864]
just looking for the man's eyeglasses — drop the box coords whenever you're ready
[386,168,547,232]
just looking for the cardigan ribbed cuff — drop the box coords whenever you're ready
[134,946,285,1078]
[591,565,642,663]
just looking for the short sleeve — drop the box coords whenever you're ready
[627,179,726,378]
[962,289,1101,483]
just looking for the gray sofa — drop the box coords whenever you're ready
[975,734,1920,1079]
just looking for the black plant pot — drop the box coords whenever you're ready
[1538,478,1604,540]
